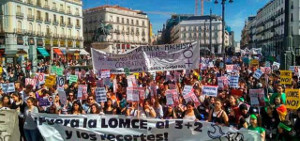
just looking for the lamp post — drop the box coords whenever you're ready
[214,0,233,68]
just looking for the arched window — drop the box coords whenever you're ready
[46,26,50,35]
[29,23,33,32]
[38,24,41,32]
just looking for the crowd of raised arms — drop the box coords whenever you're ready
[0,56,300,141]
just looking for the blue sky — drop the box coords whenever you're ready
[82,0,270,41]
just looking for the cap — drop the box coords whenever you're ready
[250,114,257,120]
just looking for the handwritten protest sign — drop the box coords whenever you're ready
[95,87,107,103]
[58,90,67,105]
[138,87,145,100]
[127,75,137,87]
[35,73,45,85]
[250,59,259,66]
[57,77,65,91]
[150,82,157,97]
[280,70,292,85]
[56,67,64,76]
[77,85,87,100]
[229,76,239,88]
[226,65,234,73]
[166,89,178,106]
[285,89,300,109]
[101,69,110,78]
[45,75,56,88]
[39,97,51,106]
[253,69,263,80]
[126,87,139,102]
[69,75,78,84]
[166,92,174,106]
[249,89,265,107]
[25,78,37,88]
[1,83,15,93]
[260,67,271,74]
[182,85,193,96]
[202,85,218,97]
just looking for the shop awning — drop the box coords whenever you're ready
[68,48,90,55]
[37,47,50,57]
[53,48,63,56]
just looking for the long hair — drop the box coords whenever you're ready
[71,100,83,114]
[90,103,100,114]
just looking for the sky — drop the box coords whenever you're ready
[82,0,271,42]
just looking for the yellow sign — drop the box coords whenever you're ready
[0,67,2,74]
[76,41,80,47]
[45,39,51,45]
[285,89,300,109]
[60,40,65,46]
[68,40,73,47]
[45,75,56,88]
[53,40,58,46]
[250,59,259,66]
[280,70,292,85]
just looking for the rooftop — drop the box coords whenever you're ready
[84,5,141,14]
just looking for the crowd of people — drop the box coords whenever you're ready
[0,56,300,141]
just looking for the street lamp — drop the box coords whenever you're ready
[214,0,233,68]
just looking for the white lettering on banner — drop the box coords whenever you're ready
[92,42,200,73]
[253,69,263,80]
[57,77,65,91]
[95,87,107,103]
[32,114,261,141]
[202,85,218,97]
[182,85,193,96]
[230,76,239,88]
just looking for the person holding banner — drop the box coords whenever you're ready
[23,97,40,141]
[248,114,265,141]
[70,100,85,115]
[208,99,229,126]
[0,95,11,110]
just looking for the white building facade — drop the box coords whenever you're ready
[83,5,150,54]
[0,0,84,69]
[170,16,229,55]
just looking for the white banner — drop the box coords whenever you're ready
[32,114,261,141]
[92,42,200,73]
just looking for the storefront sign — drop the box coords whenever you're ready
[67,40,72,47]
[45,39,51,45]
[53,40,59,46]
[60,40,65,47]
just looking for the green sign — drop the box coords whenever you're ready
[51,66,57,74]
[124,68,130,76]
[56,67,64,76]
[69,75,78,84]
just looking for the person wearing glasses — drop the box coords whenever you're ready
[83,95,100,113]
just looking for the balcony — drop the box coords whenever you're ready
[59,9,64,13]
[52,7,57,11]
[60,22,66,27]
[66,11,72,15]
[67,23,73,28]
[45,19,51,24]
[16,28,23,34]
[16,12,24,19]
[52,34,59,38]
[26,0,34,5]
[75,25,81,29]
[36,32,44,37]
[43,5,50,10]
[27,14,34,21]
[45,32,52,38]
[75,12,80,16]
[36,17,43,23]
[53,21,59,25]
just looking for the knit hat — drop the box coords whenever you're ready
[276,105,287,121]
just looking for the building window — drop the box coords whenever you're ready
[18,21,22,30]
[136,20,139,26]
[142,21,145,26]
[38,24,41,32]
[122,18,124,24]
[131,19,134,25]
[45,0,48,5]
[28,8,32,15]
[45,12,49,21]
[291,13,293,22]
[53,14,57,22]
[46,26,50,35]
[127,19,129,24]
[17,5,21,13]
[29,23,33,31]
[117,17,119,23]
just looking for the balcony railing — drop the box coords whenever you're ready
[45,19,51,24]
[53,21,59,25]
[36,32,44,37]
[45,32,52,37]
[75,12,80,16]
[67,23,73,28]
[36,17,43,23]
[66,11,72,15]
[27,14,34,21]
[53,34,59,38]
[43,5,50,9]
[27,0,34,5]
[52,7,57,11]
[60,22,66,27]
[75,25,81,29]
[59,9,64,13]
[16,12,24,19]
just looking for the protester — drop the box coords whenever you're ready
[23,97,39,141]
